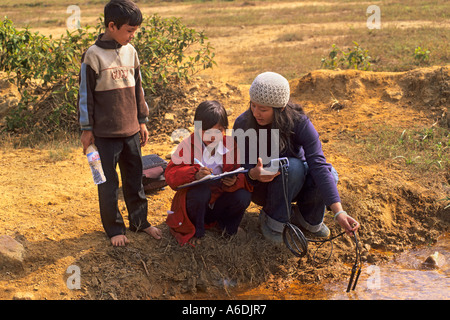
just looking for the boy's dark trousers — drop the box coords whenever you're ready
[186,183,252,238]
[95,133,150,238]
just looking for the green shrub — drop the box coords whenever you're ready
[321,41,372,71]
[0,15,216,133]
[413,46,431,65]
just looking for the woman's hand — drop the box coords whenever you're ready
[248,157,280,182]
[330,203,360,236]
[336,211,360,236]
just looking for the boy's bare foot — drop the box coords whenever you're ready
[111,234,129,247]
[143,226,162,240]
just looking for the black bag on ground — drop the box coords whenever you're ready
[142,154,168,193]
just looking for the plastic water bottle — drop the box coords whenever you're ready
[86,144,106,185]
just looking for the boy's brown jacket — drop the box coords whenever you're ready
[78,34,148,137]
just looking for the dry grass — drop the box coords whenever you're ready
[2,1,448,84]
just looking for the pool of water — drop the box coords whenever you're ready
[328,234,449,300]
[233,233,449,300]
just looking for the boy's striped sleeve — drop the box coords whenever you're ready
[78,61,96,131]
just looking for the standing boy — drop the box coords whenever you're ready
[78,0,162,246]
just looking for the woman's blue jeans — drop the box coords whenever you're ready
[251,157,338,233]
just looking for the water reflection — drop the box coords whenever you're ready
[329,265,449,300]
[236,283,329,300]
[233,234,449,300]
[328,234,449,300]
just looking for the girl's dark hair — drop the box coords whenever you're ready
[104,0,143,29]
[194,100,229,131]
[247,100,306,154]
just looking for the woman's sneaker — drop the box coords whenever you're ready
[259,211,283,244]
[300,223,330,239]
[290,205,330,239]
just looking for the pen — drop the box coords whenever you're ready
[194,158,205,167]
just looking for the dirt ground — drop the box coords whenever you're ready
[0,63,448,300]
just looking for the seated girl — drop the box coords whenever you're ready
[165,100,253,245]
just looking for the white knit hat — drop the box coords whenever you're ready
[249,72,290,108]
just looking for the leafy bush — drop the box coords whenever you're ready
[413,46,430,65]
[0,15,216,133]
[321,41,372,71]
[135,15,215,92]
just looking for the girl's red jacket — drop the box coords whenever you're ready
[164,133,253,245]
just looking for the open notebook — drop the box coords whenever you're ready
[176,167,248,189]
